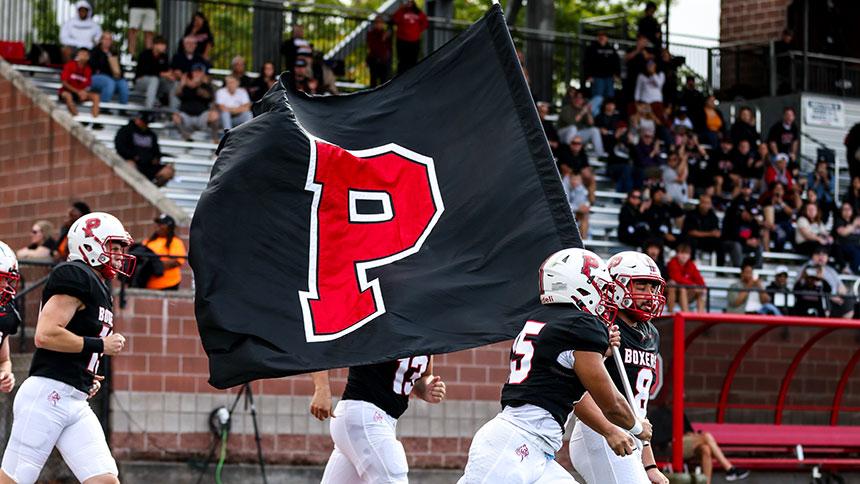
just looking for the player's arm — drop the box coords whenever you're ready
[642,443,669,484]
[309,370,333,420]
[574,351,652,441]
[413,356,446,404]
[0,338,13,393]
[34,294,124,355]
[574,392,633,456]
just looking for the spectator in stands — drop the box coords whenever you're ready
[667,242,705,313]
[767,107,799,163]
[59,47,100,119]
[583,31,620,115]
[54,201,91,262]
[635,60,665,124]
[797,247,854,318]
[672,106,693,131]
[16,221,57,260]
[623,34,655,112]
[727,259,780,315]
[537,102,560,157]
[659,48,682,109]
[281,24,308,73]
[134,36,171,109]
[637,1,661,48]
[558,93,606,158]
[367,16,393,88]
[59,1,102,62]
[677,76,705,133]
[682,193,722,258]
[619,189,652,247]
[181,11,214,59]
[144,215,186,290]
[761,182,797,252]
[644,184,684,248]
[171,35,210,77]
[631,126,663,186]
[807,159,835,222]
[701,95,723,147]
[684,132,713,198]
[230,56,253,90]
[291,58,317,94]
[832,202,860,274]
[722,181,764,267]
[729,106,760,147]
[846,176,860,214]
[557,135,596,203]
[116,111,174,187]
[735,139,763,188]
[677,415,751,482]
[764,152,795,192]
[127,0,157,56]
[795,202,833,256]
[643,238,668,281]
[248,61,277,103]
[172,63,219,142]
[392,0,428,74]
[844,122,860,182]
[766,265,794,315]
[303,51,339,95]
[89,32,129,105]
[662,150,688,205]
[215,75,252,130]
[712,136,740,199]
[560,167,590,239]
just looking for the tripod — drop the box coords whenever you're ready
[195,383,268,484]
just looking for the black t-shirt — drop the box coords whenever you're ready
[730,121,759,146]
[682,207,720,236]
[88,48,114,77]
[341,356,429,419]
[170,52,210,74]
[30,262,114,393]
[767,122,799,155]
[115,121,162,173]
[0,302,21,347]
[501,307,609,430]
[135,49,169,78]
[129,0,157,8]
[606,320,659,417]
[644,201,684,237]
[178,83,214,116]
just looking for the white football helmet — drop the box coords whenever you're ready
[606,251,666,322]
[67,212,136,280]
[0,241,19,306]
[539,248,617,323]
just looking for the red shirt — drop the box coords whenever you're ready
[667,257,705,286]
[60,60,92,94]
[764,164,794,190]
[392,6,428,42]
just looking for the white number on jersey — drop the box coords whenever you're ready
[86,323,113,374]
[393,356,429,395]
[632,368,653,417]
[507,321,546,384]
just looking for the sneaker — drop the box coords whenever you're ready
[725,467,750,481]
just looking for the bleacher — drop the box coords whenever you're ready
[7,62,860,311]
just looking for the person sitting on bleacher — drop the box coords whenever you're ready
[667,242,706,313]
[760,182,798,252]
[172,63,219,142]
[169,36,211,109]
[215,75,252,131]
[618,189,652,248]
[796,247,855,318]
[115,112,174,187]
[795,201,833,257]
[766,265,794,315]
[59,0,101,62]
[229,56,254,92]
[726,258,780,315]
[643,184,684,249]
[58,47,100,120]
[89,32,129,105]
[681,193,722,260]
[721,181,764,267]
[134,36,171,110]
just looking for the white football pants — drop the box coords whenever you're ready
[569,420,649,484]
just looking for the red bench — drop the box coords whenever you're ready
[692,423,860,470]
[0,41,29,65]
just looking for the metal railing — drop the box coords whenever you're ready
[665,282,859,317]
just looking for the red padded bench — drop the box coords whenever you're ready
[693,423,860,470]
[0,41,29,65]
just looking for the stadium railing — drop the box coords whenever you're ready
[669,312,860,472]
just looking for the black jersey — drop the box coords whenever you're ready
[30,261,114,393]
[0,301,20,346]
[606,319,660,418]
[341,355,429,419]
[501,306,610,430]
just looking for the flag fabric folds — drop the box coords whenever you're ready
[190,4,582,389]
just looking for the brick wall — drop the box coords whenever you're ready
[110,293,860,469]
[720,0,791,45]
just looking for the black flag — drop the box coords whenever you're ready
[190,5,581,389]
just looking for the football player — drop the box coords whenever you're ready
[0,213,135,484]
[0,242,21,394]
[459,248,651,483]
[569,251,669,484]
[310,356,447,483]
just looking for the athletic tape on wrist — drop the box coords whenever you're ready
[628,419,643,436]
[82,336,105,354]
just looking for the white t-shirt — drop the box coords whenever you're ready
[215,87,251,109]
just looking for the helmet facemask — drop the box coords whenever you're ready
[92,236,136,280]
[614,274,665,322]
[0,270,18,306]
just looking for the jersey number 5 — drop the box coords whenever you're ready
[393,356,429,395]
[507,321,546,384]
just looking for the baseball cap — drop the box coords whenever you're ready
[138,111,156,124]
[295,58,308,67]
[775,153,789,162]
[775,265,789,276]
[190,62,208,73]
[154,214,176,227]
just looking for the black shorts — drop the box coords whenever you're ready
[59,90,83,103]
